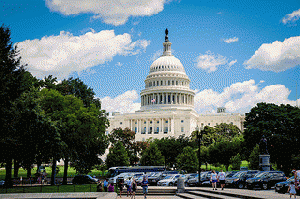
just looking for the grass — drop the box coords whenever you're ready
[0,166,107,181]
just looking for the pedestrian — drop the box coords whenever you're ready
[131,178,137,199]
[293,169,300,186]
[103,178,108,192]
[108,183,114,192]
[218,170,226,190]
[97,181,103,192]
[210,170,218,190]
[118,178,124,198]
[288,181,297,199]
[141,175,149,199]
[126,177,132,197]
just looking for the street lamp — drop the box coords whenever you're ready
[196,125,204,187]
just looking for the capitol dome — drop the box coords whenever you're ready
[149,56,186,73]
[140,29,195,111]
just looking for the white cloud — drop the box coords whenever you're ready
[195,51,236,72]
[228,59,237,67]
[223,37,239,43]
[194,79,297,114]
[17,30,150,79]
[282,9,300,24]
[244,36,300,72]
[100,90,141,114]
[46,0,169,26]
[100,80,299,114]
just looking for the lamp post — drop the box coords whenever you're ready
[196,125,203,187]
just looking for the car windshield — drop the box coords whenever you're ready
[255,172,268,178]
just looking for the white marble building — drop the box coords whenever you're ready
[107,30,245,141]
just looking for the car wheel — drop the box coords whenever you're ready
[238,183,244,189]
[169,182,173,186]
[262,183,268,190]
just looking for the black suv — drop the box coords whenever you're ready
[246,171,287,190]
[226,170,260,189]
[72,175,98,184]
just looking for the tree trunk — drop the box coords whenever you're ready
[13,159,19,178]
[62,157,68,185]
[4,158,13,187]
[51,157,57,185]
[36,160,41,174]
[26,166,32,178]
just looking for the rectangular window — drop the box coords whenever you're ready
[144,121,146,124]
[150,121,152,124]
[181,120,184,123]
[157,121,159,123]
[150,127,152,132]
[165,120,168,123]
[120,122,122,125]
[181,127,184,132]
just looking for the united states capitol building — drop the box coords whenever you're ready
[107,30,245,141]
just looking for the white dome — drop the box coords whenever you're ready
[150,55,186,73]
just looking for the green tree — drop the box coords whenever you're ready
[176,146,198,173]
[230,153,241,170]
[0,25,41,187]
[244,102,300,173]
[140,142,164,166]
[248,144,260,170]
[209,134,244,170]
[109,128,138,165]
[106,141,129,168]
[154,135,194,169]
[39,89,108,179]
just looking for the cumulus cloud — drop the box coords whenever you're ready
[244,36,300,72]
[100,90,141,114]
[281,9,300,24]
[195,51,237,72]
[194,79,297,114]
[223,37,239,43]
[45,0,169,26]
[17,30,150,79]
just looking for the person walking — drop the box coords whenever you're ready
[103,179,108,192]
[126,177,132,197]
[118,178,124,198]
[293,169,300,186]
[210,170,218,190]
[288,181,297,198]
[141,175,149,199]
[218,170,226,190]
[108,183,115,192]
[131,178,137,199]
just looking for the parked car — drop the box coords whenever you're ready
[275,176,298,194]
[148,172,164,185]
[157,174,184,186]
[246,171,287,190]
[226,170,260,189]
[182,173,198,186]
[225,171,240,178]
[72,175,98,184]
[186,171,217,187]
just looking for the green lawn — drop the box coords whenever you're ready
[0,166,107,181]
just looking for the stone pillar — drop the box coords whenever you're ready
[130,119,132,131]
[168,118,170,133]
[137,119,139,133]
[146,119,149,133]
[259,155,271,171]
[171,117,175,135]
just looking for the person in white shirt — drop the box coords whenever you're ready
[218,170,226,190]
[210,170,218,190]
[287,181,297,199]
[293,169,300,186]
[126,177,132,197]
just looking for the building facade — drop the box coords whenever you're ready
[107,30,244,141]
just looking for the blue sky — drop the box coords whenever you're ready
[2,0,300,114]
